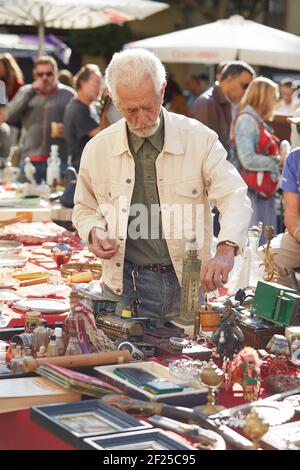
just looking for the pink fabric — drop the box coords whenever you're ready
[0,222,73,245]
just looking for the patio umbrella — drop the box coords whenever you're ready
[0,33,71,63]
[0,0,168,56]
[125,15,300,71]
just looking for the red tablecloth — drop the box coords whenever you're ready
[0,409,75,450]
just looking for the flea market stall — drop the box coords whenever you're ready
[0,178,300,452]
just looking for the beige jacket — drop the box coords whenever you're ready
[73,107,252,294]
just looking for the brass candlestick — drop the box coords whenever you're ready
[243,409,269,450]
[197,359,225,415]
[262,225,287,282]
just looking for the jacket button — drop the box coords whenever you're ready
[108,191,111,197]
[192,189,197,195]
[119,236,124,241]
[121,208,127,213]
[126,179,131,184]
[116,262,121,267]
[116,288,121,293]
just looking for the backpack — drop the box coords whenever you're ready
[231,112,280,198]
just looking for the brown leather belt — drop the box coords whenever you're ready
[138,263,175,274]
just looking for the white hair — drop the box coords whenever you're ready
[105,49,166,104]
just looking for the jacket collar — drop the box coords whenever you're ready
[111,106,184,157]
[213,84,231,105]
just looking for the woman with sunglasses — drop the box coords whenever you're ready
[231,77,281,244]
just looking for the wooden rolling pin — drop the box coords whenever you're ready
[23,350,131,373]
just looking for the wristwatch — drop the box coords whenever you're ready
[217,240,239,256]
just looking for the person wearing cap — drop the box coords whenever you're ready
[265,117,300,274]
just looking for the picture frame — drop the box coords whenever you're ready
[30,399,151,449]
[82,428,196,451]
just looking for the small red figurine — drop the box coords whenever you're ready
[229,347,261,402]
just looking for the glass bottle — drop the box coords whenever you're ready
[47,334,58,357]
[65,332,82,356]
[32,320,49,353]
[10,345,24,373]
[6,342,17,365]
[248,223,264,289]
[54,327,65,356]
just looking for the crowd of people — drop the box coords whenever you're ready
[0,50,299,316]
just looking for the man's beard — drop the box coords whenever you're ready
[43,79,57,93]
[128,116,160,138]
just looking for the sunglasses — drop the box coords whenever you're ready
[36,71,54,77]
[241,82,250,90]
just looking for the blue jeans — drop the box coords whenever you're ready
[101,259,181,327]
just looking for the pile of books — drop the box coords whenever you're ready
[36,363,121,398]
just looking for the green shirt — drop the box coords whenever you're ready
[125,115,172,266]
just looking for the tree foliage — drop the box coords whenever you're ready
[69,24,133,63]
[166,0,269,22]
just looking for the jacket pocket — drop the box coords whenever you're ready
[174,178,203,199]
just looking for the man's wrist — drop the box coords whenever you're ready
[217,240,239,256]
[88,226,106,244]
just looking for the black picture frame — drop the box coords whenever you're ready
[82,428,196,451]
[30,399,151,449]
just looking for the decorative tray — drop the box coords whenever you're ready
[0,241,23,255]
[0,255,27,268]
[14,298,69,313]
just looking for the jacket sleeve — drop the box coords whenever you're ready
[72,142,108,244]
[234,114,280,173]
[203,132,253,253]
[6,86,36,126]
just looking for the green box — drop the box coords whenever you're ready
[251,281,300,326]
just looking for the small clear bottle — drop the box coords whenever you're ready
[248,224,264,289]
[65,332,82,356]
[54,328,65,356]
[47,334,58,357]
[10,345,24,373]
[32,320,49,353]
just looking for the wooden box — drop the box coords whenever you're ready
[238,321,284,349]
[93,360,208,407]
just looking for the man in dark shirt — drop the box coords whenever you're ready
[64,64,106,172]
[192,61,255,152]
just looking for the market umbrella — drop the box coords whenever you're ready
[125,14,300,71]
[0,0,168,56]
[0,33,71,63]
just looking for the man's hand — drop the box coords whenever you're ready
[88,227,119,259]
[56,123,64,138]
[32,79,45,93]
[200,244,235,292]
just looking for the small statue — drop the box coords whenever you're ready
[47,144,61,187]
[229,347,261,402]
[212,299,244,360]
[24,157,36,185]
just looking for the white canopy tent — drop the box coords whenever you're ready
[0,0,169,56]
[125,15,300,71]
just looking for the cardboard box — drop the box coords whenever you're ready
[93,361,208,407]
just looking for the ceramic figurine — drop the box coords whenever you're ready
[229,347,261,402]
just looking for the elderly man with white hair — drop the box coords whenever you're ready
[72,49,252,328]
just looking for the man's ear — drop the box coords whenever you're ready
[160,82,166,103]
